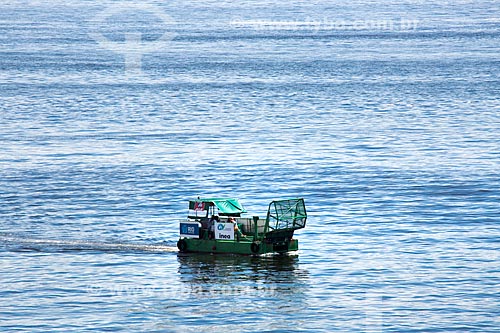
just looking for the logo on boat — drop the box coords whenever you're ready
[214,222,235,240]
[194,202,205,211]
[179,222,200,239]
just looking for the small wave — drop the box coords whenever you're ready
[0,235,178,254]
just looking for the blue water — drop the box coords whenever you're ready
[1,0,499,332]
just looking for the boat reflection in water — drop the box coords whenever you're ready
[176,253,310,302]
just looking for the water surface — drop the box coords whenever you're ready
[1,0,499,332]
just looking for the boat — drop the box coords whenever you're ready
[176,197,307,255]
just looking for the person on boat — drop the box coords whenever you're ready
[208,215,219,239]
[229,217,245,239]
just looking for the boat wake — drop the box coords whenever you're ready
[0,234,177,254]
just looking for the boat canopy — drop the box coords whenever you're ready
[189,198,247,216]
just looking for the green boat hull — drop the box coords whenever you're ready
[177,237,299,255]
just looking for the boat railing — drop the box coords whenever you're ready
[184,216,267,238]
[236,217,266,236]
